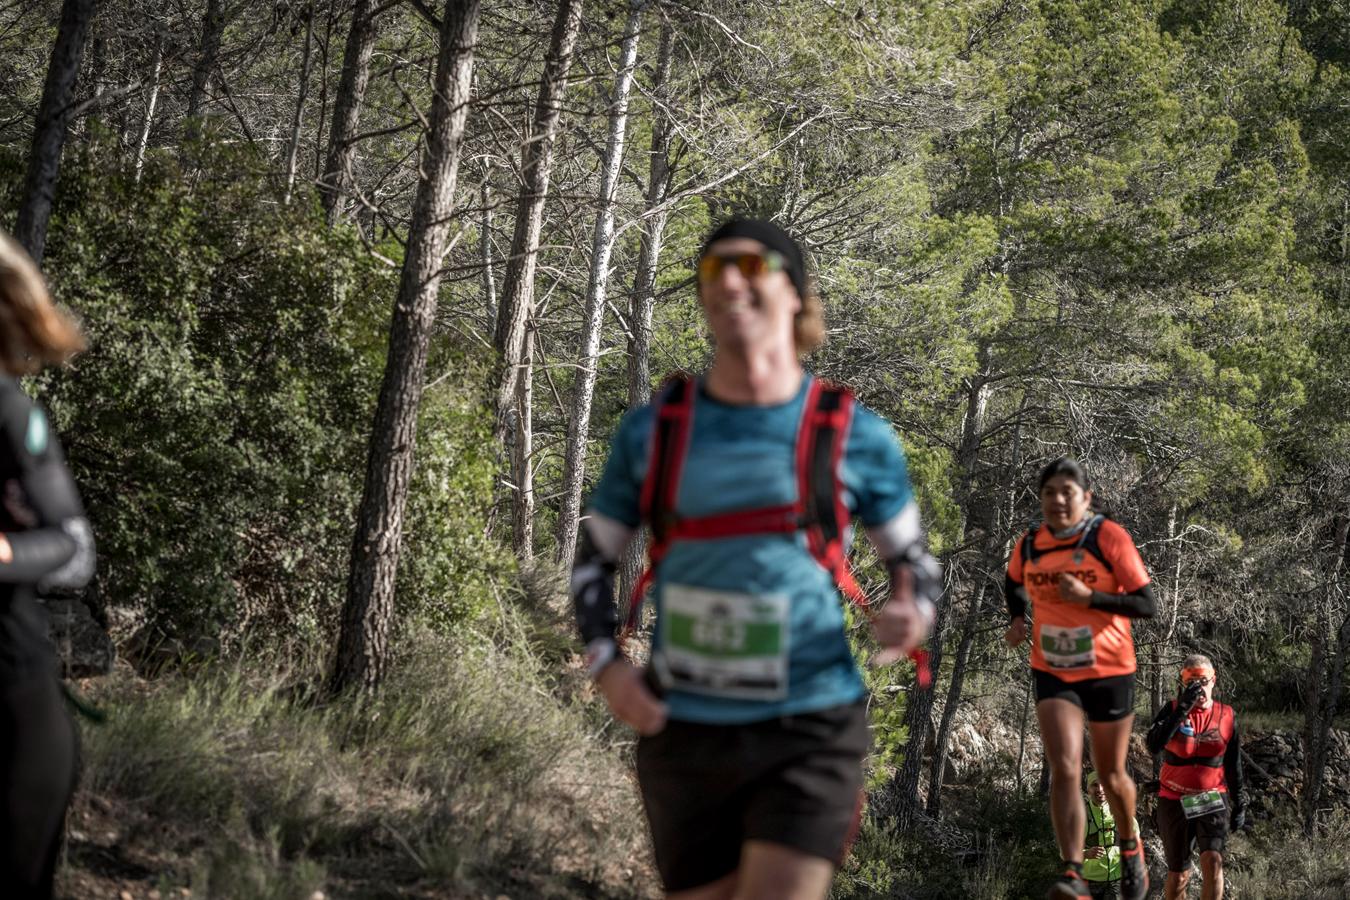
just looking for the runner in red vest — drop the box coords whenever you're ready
[1004,458,1156,900]
[1145,655,1246,900]
[570,219,941,900]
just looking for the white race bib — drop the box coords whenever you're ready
[659,584,790,701]
[1039,623,1096,669]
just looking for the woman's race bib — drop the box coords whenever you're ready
[1039,623,1096,670]
[659,584,790,701]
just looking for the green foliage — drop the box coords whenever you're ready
[1,136,501,645]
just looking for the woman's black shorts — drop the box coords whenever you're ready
[1033,669,1135,722]
[634,700,869,893]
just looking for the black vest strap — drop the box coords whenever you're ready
[1021,515,1114,572]
[1163,749,1224,767]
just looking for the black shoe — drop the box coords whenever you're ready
[1119,840,1149,900]
[1045,868,1090,899]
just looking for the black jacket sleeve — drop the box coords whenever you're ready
[1146,700,1187,756]
[0,381,94,589]
[1224,719,1244,809]
[1005,572,1029,620]
[1088,583,1156,619]
[570,522,620,646]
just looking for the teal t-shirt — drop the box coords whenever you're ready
[586,375,915,724]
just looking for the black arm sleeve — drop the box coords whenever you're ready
[884,541,942,610]
[1088,583,1156,619]
[1146,700,1187,755]
[1224,720,1244,806]
[570,525,619,645]
[1005,572,1028,620]
[0,382,94,589]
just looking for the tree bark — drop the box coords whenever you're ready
[886,357,990,827]
[330,0,482,695]
[511,323,536,557]
[14,0,97,268]
[555,0,645,564]
[927,585,982,818]
[133,33,163,184]
[320,0,380,224]
[617,18,674,606]
[186,0,225,126]
[1302,509,1350,835]
[283,7,316,204]
[490,0,585,447]
[481,175,497,333]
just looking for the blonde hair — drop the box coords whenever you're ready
[795,283,826,356]
[0,231,85,374]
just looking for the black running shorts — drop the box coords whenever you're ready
[634,700,869,893]
[1156,795,1228,870]
[1034,669,1135,722]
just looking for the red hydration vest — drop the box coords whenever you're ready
[1159,700,1235,799]
[624,373,930,688]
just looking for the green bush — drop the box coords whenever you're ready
[1,138,503,647]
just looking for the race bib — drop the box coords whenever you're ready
[659,584,789,701]
[1181,789,1225,819]
[1039,624,1096,669]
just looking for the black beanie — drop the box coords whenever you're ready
[699,218,808,299]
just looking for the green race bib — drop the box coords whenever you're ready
[659,584,789,701]
[1039,623,1096,669]
[1181,789,1225,819]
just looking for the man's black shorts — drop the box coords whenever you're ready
[1156,795,1228,870]
[634,700,869,893]
[1033,669,1135,722]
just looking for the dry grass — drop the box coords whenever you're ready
[60,601,656,899]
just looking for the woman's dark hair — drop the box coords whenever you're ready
[1038,456,1113,518]
[1038,457,1089,492]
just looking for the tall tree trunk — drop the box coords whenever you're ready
[186,0,225,127]
[617,18,674,605]
[283,7,316,204]
[889,597,949,829]
[320,0,380,224]
[927,585,982,818]
[555,0,644,563]
[1015,665,1034,796]
[490,0,585,450]
[330,0,482,695]
[482,175,497,333]
[14,0,96,268]
[133,33,163,184]
[1303,509,1350,835]
[512,324,536,557]
[886,356,990,827]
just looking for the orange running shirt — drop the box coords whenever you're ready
[1007,518,1151,681]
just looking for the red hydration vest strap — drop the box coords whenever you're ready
[623,374,931,688]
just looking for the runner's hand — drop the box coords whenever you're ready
[1004,617,1028,647]
[596,659,668,736]
[1058,573,1093,605]
[1085,847,1106,860]
[1180,680,1205,711]
[872,593,930,666]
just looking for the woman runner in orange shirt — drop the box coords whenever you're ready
[1004,458,1156,900]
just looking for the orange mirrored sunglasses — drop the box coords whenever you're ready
[697,250,786,284]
